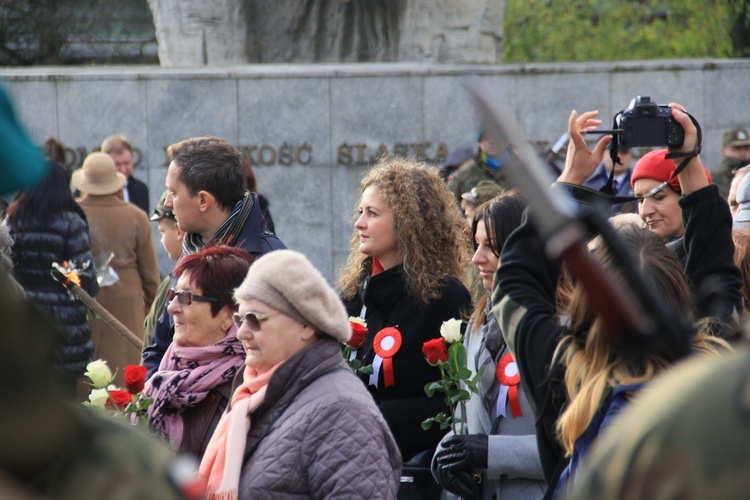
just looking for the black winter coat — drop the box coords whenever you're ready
[9,211,99,378]
[343,265,472,460]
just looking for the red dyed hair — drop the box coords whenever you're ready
[173,245,255,316]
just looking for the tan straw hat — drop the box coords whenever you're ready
[72,152,126,195]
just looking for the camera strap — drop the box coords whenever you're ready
[663,111,703,178]
[639,111,703,200]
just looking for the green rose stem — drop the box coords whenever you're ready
[341,344,373,375]
[422,341,483,435]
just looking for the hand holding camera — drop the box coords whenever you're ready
[559,96,706,194]
[666,102,709,195]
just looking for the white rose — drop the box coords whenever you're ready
[87,386,115,408]
[84,360,114,388]
[440,318,463,344]
[349,316,366,326]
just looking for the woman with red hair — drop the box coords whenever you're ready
[141,245,254,459]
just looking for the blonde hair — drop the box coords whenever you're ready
[337,157,468,305]
[101,134,132,155]
[733,229,750,315]
[554,225,731,454]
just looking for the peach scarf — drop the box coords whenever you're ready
[199,361,283,500]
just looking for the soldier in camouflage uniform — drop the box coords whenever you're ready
[713,128,750,199]
[0,84,190,500]
[0,270,191,499]
[568,350,750,499]
[448,129,513,205]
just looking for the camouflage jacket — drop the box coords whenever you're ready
[447,152,511,204]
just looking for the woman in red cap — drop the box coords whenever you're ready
[630,148,712,242]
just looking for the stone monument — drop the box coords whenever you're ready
[148,0,505,66]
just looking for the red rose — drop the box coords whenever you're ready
[347,321,368,348]
[422,338,449,365]
[106,389,134,411]
[123,365,148,394]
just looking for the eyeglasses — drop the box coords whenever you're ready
[167,288,220,306]
[232,311,280,331]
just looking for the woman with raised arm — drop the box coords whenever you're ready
[492,104,740,496]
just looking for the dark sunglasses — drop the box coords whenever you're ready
[232,311,279,331]
[167,288,219,306]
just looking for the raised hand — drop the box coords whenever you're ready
[558,110,612,185]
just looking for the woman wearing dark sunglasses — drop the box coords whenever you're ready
[200,249,401,499]
[140,245,254,460]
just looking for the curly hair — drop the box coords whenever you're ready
[337,157,468,305]
[553,225,730,455]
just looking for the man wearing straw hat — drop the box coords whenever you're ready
[72,152,160,387]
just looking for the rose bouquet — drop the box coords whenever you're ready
[421,318,483,434]
[82,360,152,426]
[342,317,373,375]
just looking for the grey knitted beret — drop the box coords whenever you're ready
[234,249,352,342]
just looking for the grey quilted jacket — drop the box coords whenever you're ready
[237,338,402,498]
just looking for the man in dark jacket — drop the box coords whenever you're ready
[142,136,285,376]
[101,134,150,214]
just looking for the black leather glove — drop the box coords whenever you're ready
[434,466,477,499]
[435,434,489,471]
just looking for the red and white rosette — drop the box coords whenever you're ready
[496,352,523,418]
[369,327,402,388]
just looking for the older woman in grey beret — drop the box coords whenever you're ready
[200,249,401,499]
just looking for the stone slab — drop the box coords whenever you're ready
[3,60,750,282]
[2,80,58,146]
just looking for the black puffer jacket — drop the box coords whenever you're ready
[8,211,99,378]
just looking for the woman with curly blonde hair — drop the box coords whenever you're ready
[338,156,472,463]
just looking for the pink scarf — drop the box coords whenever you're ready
[199,361,284,500]
[144,327,245,451]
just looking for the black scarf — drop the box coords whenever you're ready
[182,191,254,255]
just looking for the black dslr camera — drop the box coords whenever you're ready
[614,96,684,148]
